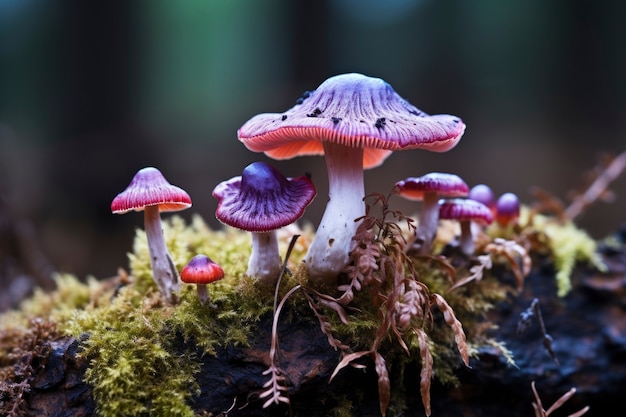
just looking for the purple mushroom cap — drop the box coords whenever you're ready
[238,73,465,169]
[213,161,316,232]
[395,172,469,201]
[495,192,521,226]
[468,184,496,211]
[439,198,494,225]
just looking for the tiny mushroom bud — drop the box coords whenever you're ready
[111,167,191,304]
[394,172,469,254]
[180,254,224,305]
[212,161,316,286]
[468,184,496,213]
[495,192,521,227]
[438,198,493,256]
[238,73,465,282]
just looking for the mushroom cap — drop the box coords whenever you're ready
[180,254,225,285]
[495,192,520,226]
[468,184,496,211]
[395,172,469,201]
[438,198,494,225]
[238,73,466,169]
[212,161,316,232]
[111,167,192,214]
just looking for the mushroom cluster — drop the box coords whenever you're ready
[110,73,468,299]
[238,73,466,283]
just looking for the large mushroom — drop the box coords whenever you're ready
[212,161,316,286]
[394,172,469,254]
[238,73,465,282]
[111,167,191,303]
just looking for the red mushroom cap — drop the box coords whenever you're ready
[438,198,494,225]
[212,161,316,232]
[238,73,465,169]
[111,167,192,214]
[495,192,520,226]
[180,254,225,285]
[395,172,469,201]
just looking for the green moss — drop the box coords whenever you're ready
[493,208,607,297]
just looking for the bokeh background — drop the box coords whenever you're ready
[1,0,625,290]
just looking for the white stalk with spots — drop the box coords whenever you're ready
[305,142,365,283]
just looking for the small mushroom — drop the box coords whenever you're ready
[495,192,521,227]
[180,254,224,305]
[468,184,496,213]
[238,73,465,282]
[394,172,469,254]
[438,198,493,256]
[212,161,316,286]
[111,167,191,303]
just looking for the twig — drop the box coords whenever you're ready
[564,149,626,220]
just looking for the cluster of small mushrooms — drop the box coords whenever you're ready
[110,73,520,304]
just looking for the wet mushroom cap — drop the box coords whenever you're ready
[213,161,316,232]
[238,73,466,169]
[438,198,494,225]
[395,172,469,201]
[180,254,225,285]
[111,167,192,213]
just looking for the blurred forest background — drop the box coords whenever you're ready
[1,0,625,289]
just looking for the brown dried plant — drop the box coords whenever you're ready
[329,192,469,417]
[530,381,589,417]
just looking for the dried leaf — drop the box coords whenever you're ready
[415,328,433,416]
[329,350,372,382]
[432,294,469,366]
[374,352,391,417]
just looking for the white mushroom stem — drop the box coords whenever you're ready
[143,206,180,303]
[196,284,209,305]
[415,192,440,254]
[305,142,365,283]
[248,231,282,285]
[459,221,474,255]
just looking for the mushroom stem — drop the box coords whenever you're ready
[459,221,474,255]
[143,206,180,303]
[305,142,365,283]
[196,284,209,305]
[248,231,282,285]
[415,192,439,254]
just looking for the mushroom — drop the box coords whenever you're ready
[238,73,465,282]
[438,198,493,256]
[468,184,496,213]
[495,192,521,227]
[394,172,469,254]
[180,254,224,305]
[111,167,191,303]
[212,161,316,286]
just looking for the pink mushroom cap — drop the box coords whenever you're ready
[111,167,191,214]
[237,73,466,169]
[395,172,469,201]
[439,198,494,225]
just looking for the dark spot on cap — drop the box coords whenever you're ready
[328,238,334,247]
[375,118,387,129]
[453,118,460,123]
[295,90,312,105]
[281,115,288,121]
[408,110,422,116]
[307,108,323,118]
[331,117,342,125]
